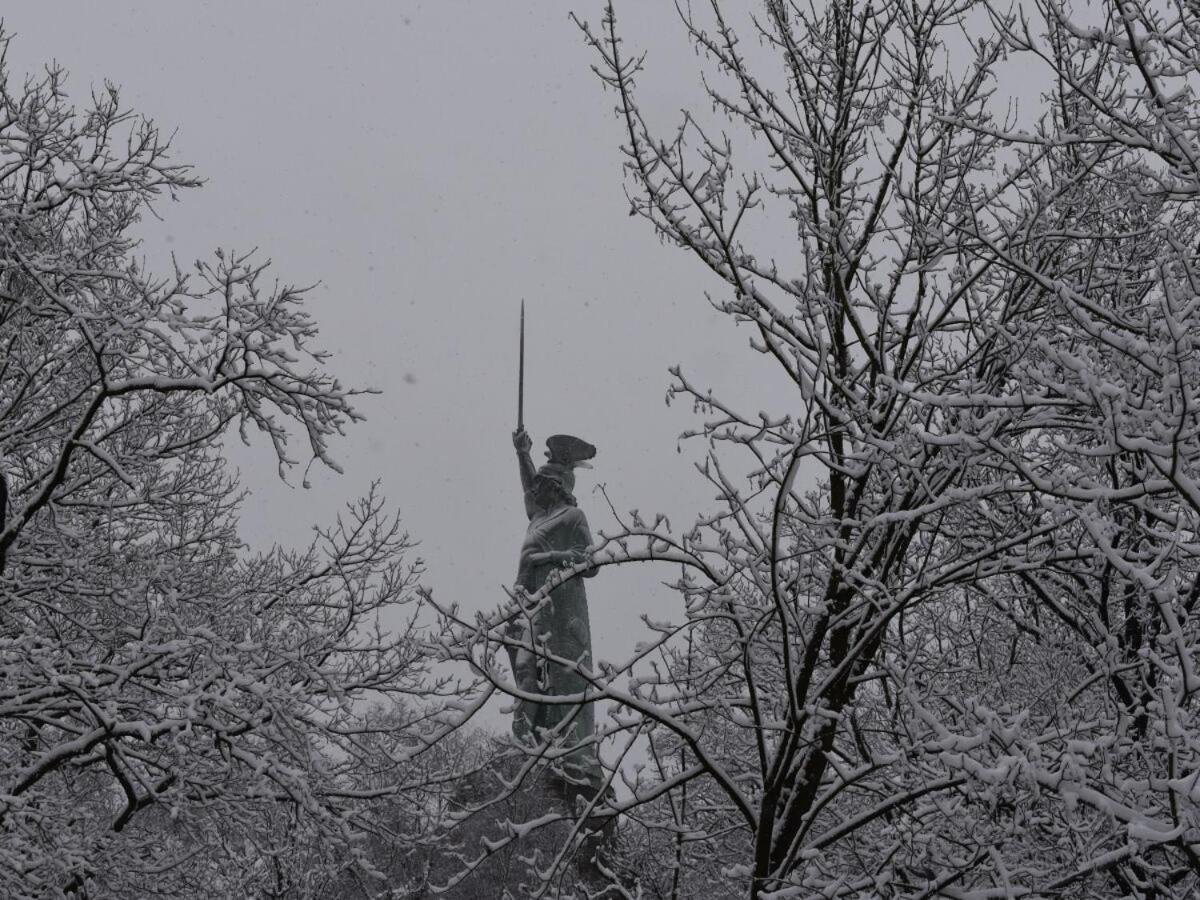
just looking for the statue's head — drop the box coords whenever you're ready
[534,436,596,509]
[534,463,576,507]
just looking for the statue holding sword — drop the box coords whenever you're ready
[507,301,600,784]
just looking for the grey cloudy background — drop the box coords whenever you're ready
[4,3,800,691]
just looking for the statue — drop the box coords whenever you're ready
[508,428,599,783]
[505,303,600,784]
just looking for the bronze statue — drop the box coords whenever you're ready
[505,303,600,783]
[508,428,599,781]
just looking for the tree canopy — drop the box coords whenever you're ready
[0,34,432,898]
[427,2,1200,896]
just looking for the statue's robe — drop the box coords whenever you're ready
[512,502,597,778]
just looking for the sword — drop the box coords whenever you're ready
[518,300,525,431]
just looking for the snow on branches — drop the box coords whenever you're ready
[425,2,1200,897]
[0,31,431,898]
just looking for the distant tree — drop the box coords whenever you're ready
[425,1,1200,897]
[0,33,433,897]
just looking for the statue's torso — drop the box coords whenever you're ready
[516,505,587,589]
[515,504,592,664]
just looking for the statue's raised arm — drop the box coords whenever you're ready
[513,428,537,520]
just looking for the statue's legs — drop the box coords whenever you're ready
[508,639,541,744]
[509,596,600,786]
[541,611,599,786]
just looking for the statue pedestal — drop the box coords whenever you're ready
[427,751,618,898]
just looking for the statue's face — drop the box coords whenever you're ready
[533,476,560,507]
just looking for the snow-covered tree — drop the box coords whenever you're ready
[426,2,1200,896]
[0,34,433,897]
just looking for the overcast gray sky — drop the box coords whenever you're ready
[3,3,805,691]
